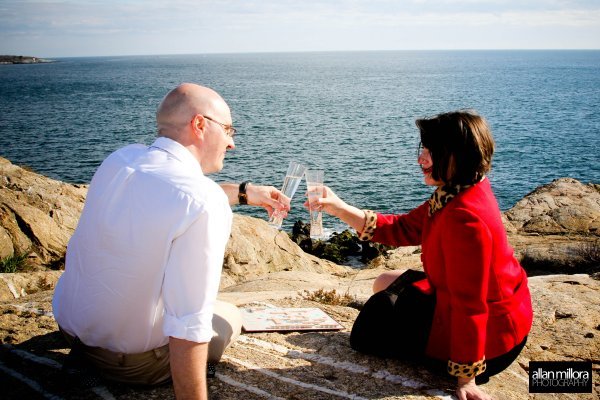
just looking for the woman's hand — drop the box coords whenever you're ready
[304,186,367,232]
[456,377,494,400]
[314,186,348,217]
[303,186,348,218]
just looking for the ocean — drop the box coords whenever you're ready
[1,51,599,232]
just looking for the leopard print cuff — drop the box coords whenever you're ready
[358,210,377,241]
[447,358,487,378]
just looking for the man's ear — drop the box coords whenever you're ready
[191,114,206,140]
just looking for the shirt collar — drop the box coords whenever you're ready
[149,137,204,176]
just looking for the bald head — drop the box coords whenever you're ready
[156,83,230,139]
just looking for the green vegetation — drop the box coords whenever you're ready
[0,253,30,273]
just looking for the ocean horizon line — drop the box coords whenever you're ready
[24,48,600,60]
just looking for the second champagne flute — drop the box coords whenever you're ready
[305,169,324,239]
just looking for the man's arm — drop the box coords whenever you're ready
[219,183,290,216]
[170,337,208,400]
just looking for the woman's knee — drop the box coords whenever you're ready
[372,269,406,293]
[208,301,242,362]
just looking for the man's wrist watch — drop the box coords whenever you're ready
[238,181,250,205]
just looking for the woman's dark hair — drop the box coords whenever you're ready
[416,110,495,186]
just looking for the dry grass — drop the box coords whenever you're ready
[300,288,363,310]
[520,239,600,276]
[36,275,54,291]
[577,240,600,266]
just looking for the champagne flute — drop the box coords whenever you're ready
[268,161,307,228]
[305,169,324,239]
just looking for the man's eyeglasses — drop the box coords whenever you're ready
[203,115,237,137]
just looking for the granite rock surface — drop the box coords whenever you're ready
[1,157,599,398]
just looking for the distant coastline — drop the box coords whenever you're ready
[0,55,54,65]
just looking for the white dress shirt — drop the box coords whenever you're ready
[53,137,232,353]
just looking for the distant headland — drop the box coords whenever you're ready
[0,55,55,64]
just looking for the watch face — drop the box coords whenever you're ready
[239,182,250,204]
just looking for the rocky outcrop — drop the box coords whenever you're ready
[504,178,600,235]
[0,157,351,282]
[1,158,599,398]
[0,271,61,302]
[503,178,600,276]
[3,158,598,277]
[222,215,351,287]
[0,157,87,265]
[0,55,54,64]
[1,274,597,399]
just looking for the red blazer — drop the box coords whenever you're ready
[373,178,533,364]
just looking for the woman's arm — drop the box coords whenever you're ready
[317,186,427,246]
[317,186,366,232]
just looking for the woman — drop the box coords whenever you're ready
[317,111,533,400]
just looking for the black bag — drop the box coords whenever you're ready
[350,269,435,360]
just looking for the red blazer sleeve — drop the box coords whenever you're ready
[372,202,428,247]
[442,207,492,364]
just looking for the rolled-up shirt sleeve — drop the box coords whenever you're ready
[162,198,232,343]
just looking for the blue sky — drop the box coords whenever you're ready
[1,0,599,57]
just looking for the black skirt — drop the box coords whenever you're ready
[350,269,435,360]
[351,269,526,382]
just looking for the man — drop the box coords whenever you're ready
[52,83,289,399]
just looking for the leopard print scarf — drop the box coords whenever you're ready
[428,183,473,216]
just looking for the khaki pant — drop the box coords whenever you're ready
[61,300,242,385]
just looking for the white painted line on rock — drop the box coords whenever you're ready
[236,335,427,389]
[237,338,368,373]
[222,354,369,400]
[371,368,426,388]
[244,302,278,308]
[7,281,22,298]
[506,368,528,384]
[91,386,118,400]
[0,360,64,400]
[216,372,286,400]
[8,303,54,317]
[3,345,63,369]
[424,389,454,399]
[2,344,117,400]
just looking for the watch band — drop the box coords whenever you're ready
[238,181,250,205]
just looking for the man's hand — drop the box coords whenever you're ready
[246,184,290,217]
[170,337,209,400]
[219,183,290,216]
